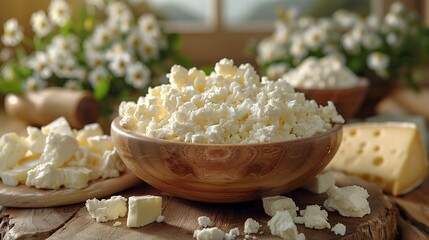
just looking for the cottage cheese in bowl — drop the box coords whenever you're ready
[118,59,344,144]
[283,56,359,89]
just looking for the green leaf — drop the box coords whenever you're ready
[0,80,23,94]
[172,52,192,68]
[94,78,111,100]
[200,65,214,75]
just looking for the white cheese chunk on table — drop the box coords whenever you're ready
[324,185,370,218]
[1,158,43,186]
[193,227,225,240]
[331,223,346,236]
[262,195,298,217]
[85,196,127,223]
[294,205,330,230]
[327,122,428,195]
[127,196,162,228]
[244,218,261,234]
[302,171,335,194]
[268,211,305,240]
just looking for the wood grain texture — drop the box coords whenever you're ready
[2,172,397,240]
[0,170,141,208]
[390,176,429,234]
[111,118,343,203]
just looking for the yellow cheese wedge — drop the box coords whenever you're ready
[327,122,428,196]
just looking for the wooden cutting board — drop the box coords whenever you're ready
[0,170,141,208]
[0,172,398,240]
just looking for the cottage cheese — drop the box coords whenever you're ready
[283,56,359,89]
[294,205,331,230]
[85,195,128,223]
[0,117,126,189]
[119,59,344,144]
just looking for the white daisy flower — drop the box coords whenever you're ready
[266,63,289,80]
[24,75,48,92]
[106,1,131,20]
[138,14,161,40]
[362,33,382,50]
[48,0,71,27]
[28,52,52,79]
[126,28,142,49]
[125,62,151,89]
[105,42,129,62]
[50,35,78,52]
[386,32,402,47]
[297,16,315,30]
[51,56,78,78]
[385,13,406,31]
[341,33,360,54]
[1,65,15,80]
[91,24,112,48]
[109,53,132,77]
[1,18,24,46]
[257,38,284,64]
[31,11,52,37]
[106,2,134,34]
[367,52,389,72]
[303,27,326,50]
[64,79,81,90]
[290,38,308,61]
[333,9,359,31]
[138,38,159,62]
[366,15,380,32]
[85,0,105,9]
[86,51,105,68]
[89,67,109,88]
[46,45,73,66]
[273,23,291,43]
[390,2,405,14]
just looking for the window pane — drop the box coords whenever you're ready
[144,0,215,32]
[222,0,371,31]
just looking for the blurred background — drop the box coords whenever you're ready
[0,0,425,67]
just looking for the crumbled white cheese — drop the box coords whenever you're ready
[262,195,298,217]
[244,218,261,234]
[156,215,165,223]
[113,221,122,227]
[0,133,29,172]
[127,196,162,228]
[119,58,344,144]
[302,171,335,194]
[225,227,240,240]
[85,196,128,223]
[296,205,331,230]
[268,210,305,240]
[193,227,225,240]
[331,223,346,236]
[198,216,213,228]
[283,56,358,89]
[324,185,370,217]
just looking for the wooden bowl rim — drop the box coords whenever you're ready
[294,77,369,92]
[111,117,342,147]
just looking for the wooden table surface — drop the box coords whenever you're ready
[0,112,428,240]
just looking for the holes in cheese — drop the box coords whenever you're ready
[327,122,428,196]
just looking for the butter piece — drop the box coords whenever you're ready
[268,211,305,240]
[302,171,335,194]
[127,196,162,228]
[85,195,128,223]
[328,122,428,195]
[262,195,298,217]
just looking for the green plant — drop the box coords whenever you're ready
[0,0,189,116]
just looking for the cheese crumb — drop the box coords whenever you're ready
[225,227,240,240]
[244,218,261,234]
[332,223,346,236]
[193,227,225,240]
[85,196,127,223]
[113,221,122,227]
[262,195,298,217]
[198,216,213,228]
[156,215,165,223]
[296,205,331,230]
[268,211,305,240]
[119,58,344,144]
[302,171,335,194]
[324,185,371,217]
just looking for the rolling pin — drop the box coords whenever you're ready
[4,87,100,129]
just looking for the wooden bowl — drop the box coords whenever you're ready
[111,118,343,203]
[295,78,369,120]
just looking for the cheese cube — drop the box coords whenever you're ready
[1,158,42,186]
[85,196,128,223]
[268,211,305,240]
[26,163,64,189]
[262,196,298,217]
[244,218,260,234]
[328,123,428,195]
[61,167,93,189]
[302,171,335,194]
[87,135,114,154]
[25,126,46,154]
[0,133,29,172]
[75,123,104,146]
[40,133,78,167]
[127,196,162,228]
[323,185,370,218]
[41,117,73,137]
